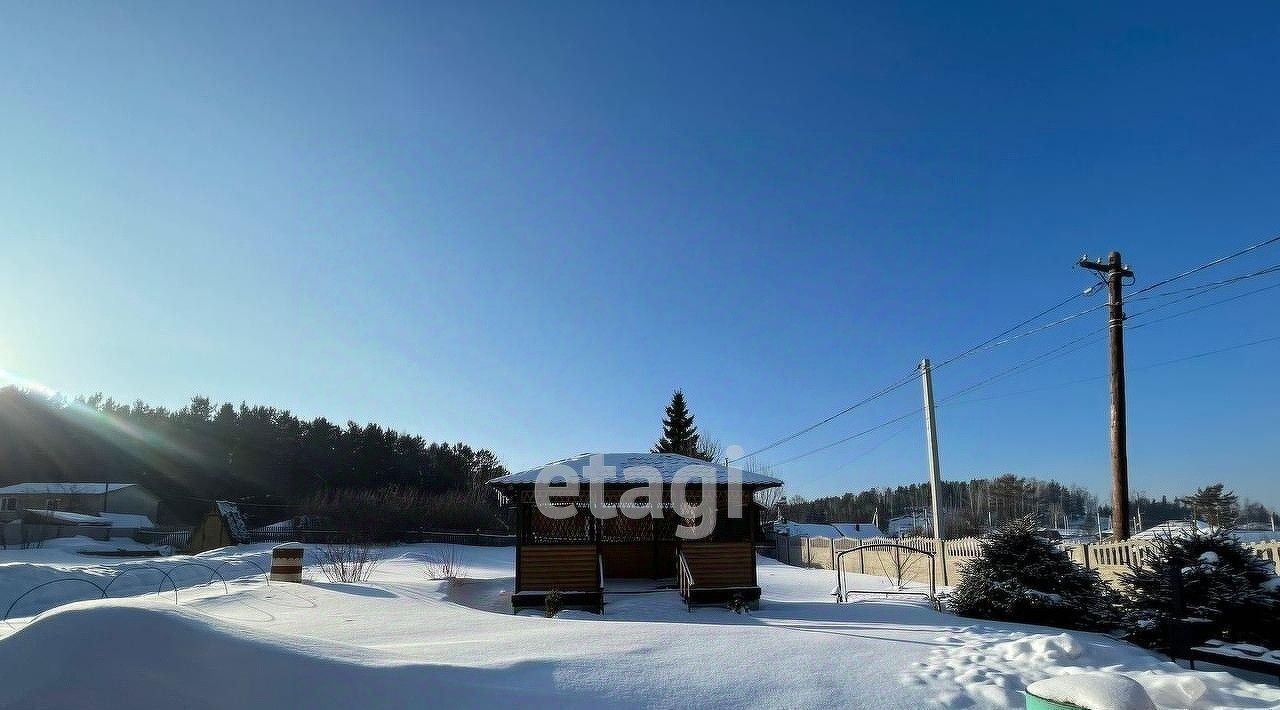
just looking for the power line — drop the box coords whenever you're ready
[735,235,1280,467]
[1134,333,1280,369]
[936,328,1108,404]
[948,302,1108,358]
[1128,262,1280,303]
[837,423,913,470]
[769,329,1107,470]
[932,291,1086,368]
[731,290,1090,464]
[943,333,1280,406]
[1128,234,1280,297]
[727,368,920,463]
[769,408,921,468]
[1128,280,1280,331]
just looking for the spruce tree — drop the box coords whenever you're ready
[1117,525,1280,648]
[949,515,1115,630]
[652,389,710,460]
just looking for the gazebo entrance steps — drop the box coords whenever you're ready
[512,590,603,614]
[678,543,762,611]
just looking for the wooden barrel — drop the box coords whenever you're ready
[270,542,305,582]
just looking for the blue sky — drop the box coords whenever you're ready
[1,2,1277,508]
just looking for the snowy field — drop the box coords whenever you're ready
[0,541,1278,709]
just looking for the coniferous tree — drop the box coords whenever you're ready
[652,389,710,460]
[1117,525,1280,648]
[1176,483,1240,528]
[948,515,1115,630]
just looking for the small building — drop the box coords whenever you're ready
[185,501,251,553]
[1131,519,1215,540]
[888,510,933,537]
[774,521,883,540]
[489,453,783,613]
[0,482,160,524]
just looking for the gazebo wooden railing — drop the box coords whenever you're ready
[677,542,759,611]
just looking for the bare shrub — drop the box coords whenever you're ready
[317,542,380,583]
[423,544,468,580]
[877,542,928,591]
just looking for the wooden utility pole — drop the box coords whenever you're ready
[1078,251,1135,540]
[920,359,947,582]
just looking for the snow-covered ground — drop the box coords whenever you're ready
[0,542,1277,709]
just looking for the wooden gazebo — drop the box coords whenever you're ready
[489,453,783,613]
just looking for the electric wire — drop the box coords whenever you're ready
[726,368,921,463]
[736,234,1280,468]
[1128,234,1280,297]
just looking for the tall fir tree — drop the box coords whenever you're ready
[652,389,710,460]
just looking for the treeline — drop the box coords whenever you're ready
[785,474,1100,537]
[785,473,1274,536]
[0,386,508,527]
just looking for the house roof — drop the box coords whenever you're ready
[1131,519,1216,540]
[96,512,157,529]
[23,509,111,525]
[489,452,784,488]
[775,521,883,539]
[214,501,251,543]
[0,482,137,495]
[21,509,156,528]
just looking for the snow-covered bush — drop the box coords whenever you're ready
[949,516,1114,630]
[1117,526,1280,648]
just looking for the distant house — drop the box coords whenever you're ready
[1131,519,1215,540]
[774,521,883,540]
[186,501,251,553]
[888,510,932,537]
[0,482,160,524]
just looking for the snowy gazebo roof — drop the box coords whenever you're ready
[488,452,783,489]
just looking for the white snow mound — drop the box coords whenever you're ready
[1027,672,1156,710]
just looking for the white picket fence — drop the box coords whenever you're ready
[771,533,1280,586]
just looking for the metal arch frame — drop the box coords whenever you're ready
[834,542,936,603]
[4,557,275,625]
[164,561,230,600]
[212,557,271,585]
[5,578,108,622]
[102,565,181,604]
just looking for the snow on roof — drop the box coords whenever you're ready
[24,509,111,525]
[215,501,251,543]
[775,521,884,539]
[22,509,156,528]
[1131,519,1216,540]
[96,512,156,529]
[488,453,784,488]
[254,518,295,533]
[0,482,137,495]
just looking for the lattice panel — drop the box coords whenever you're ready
[528,508,593,543]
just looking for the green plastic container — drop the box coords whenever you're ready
[1024,692,1084,710]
